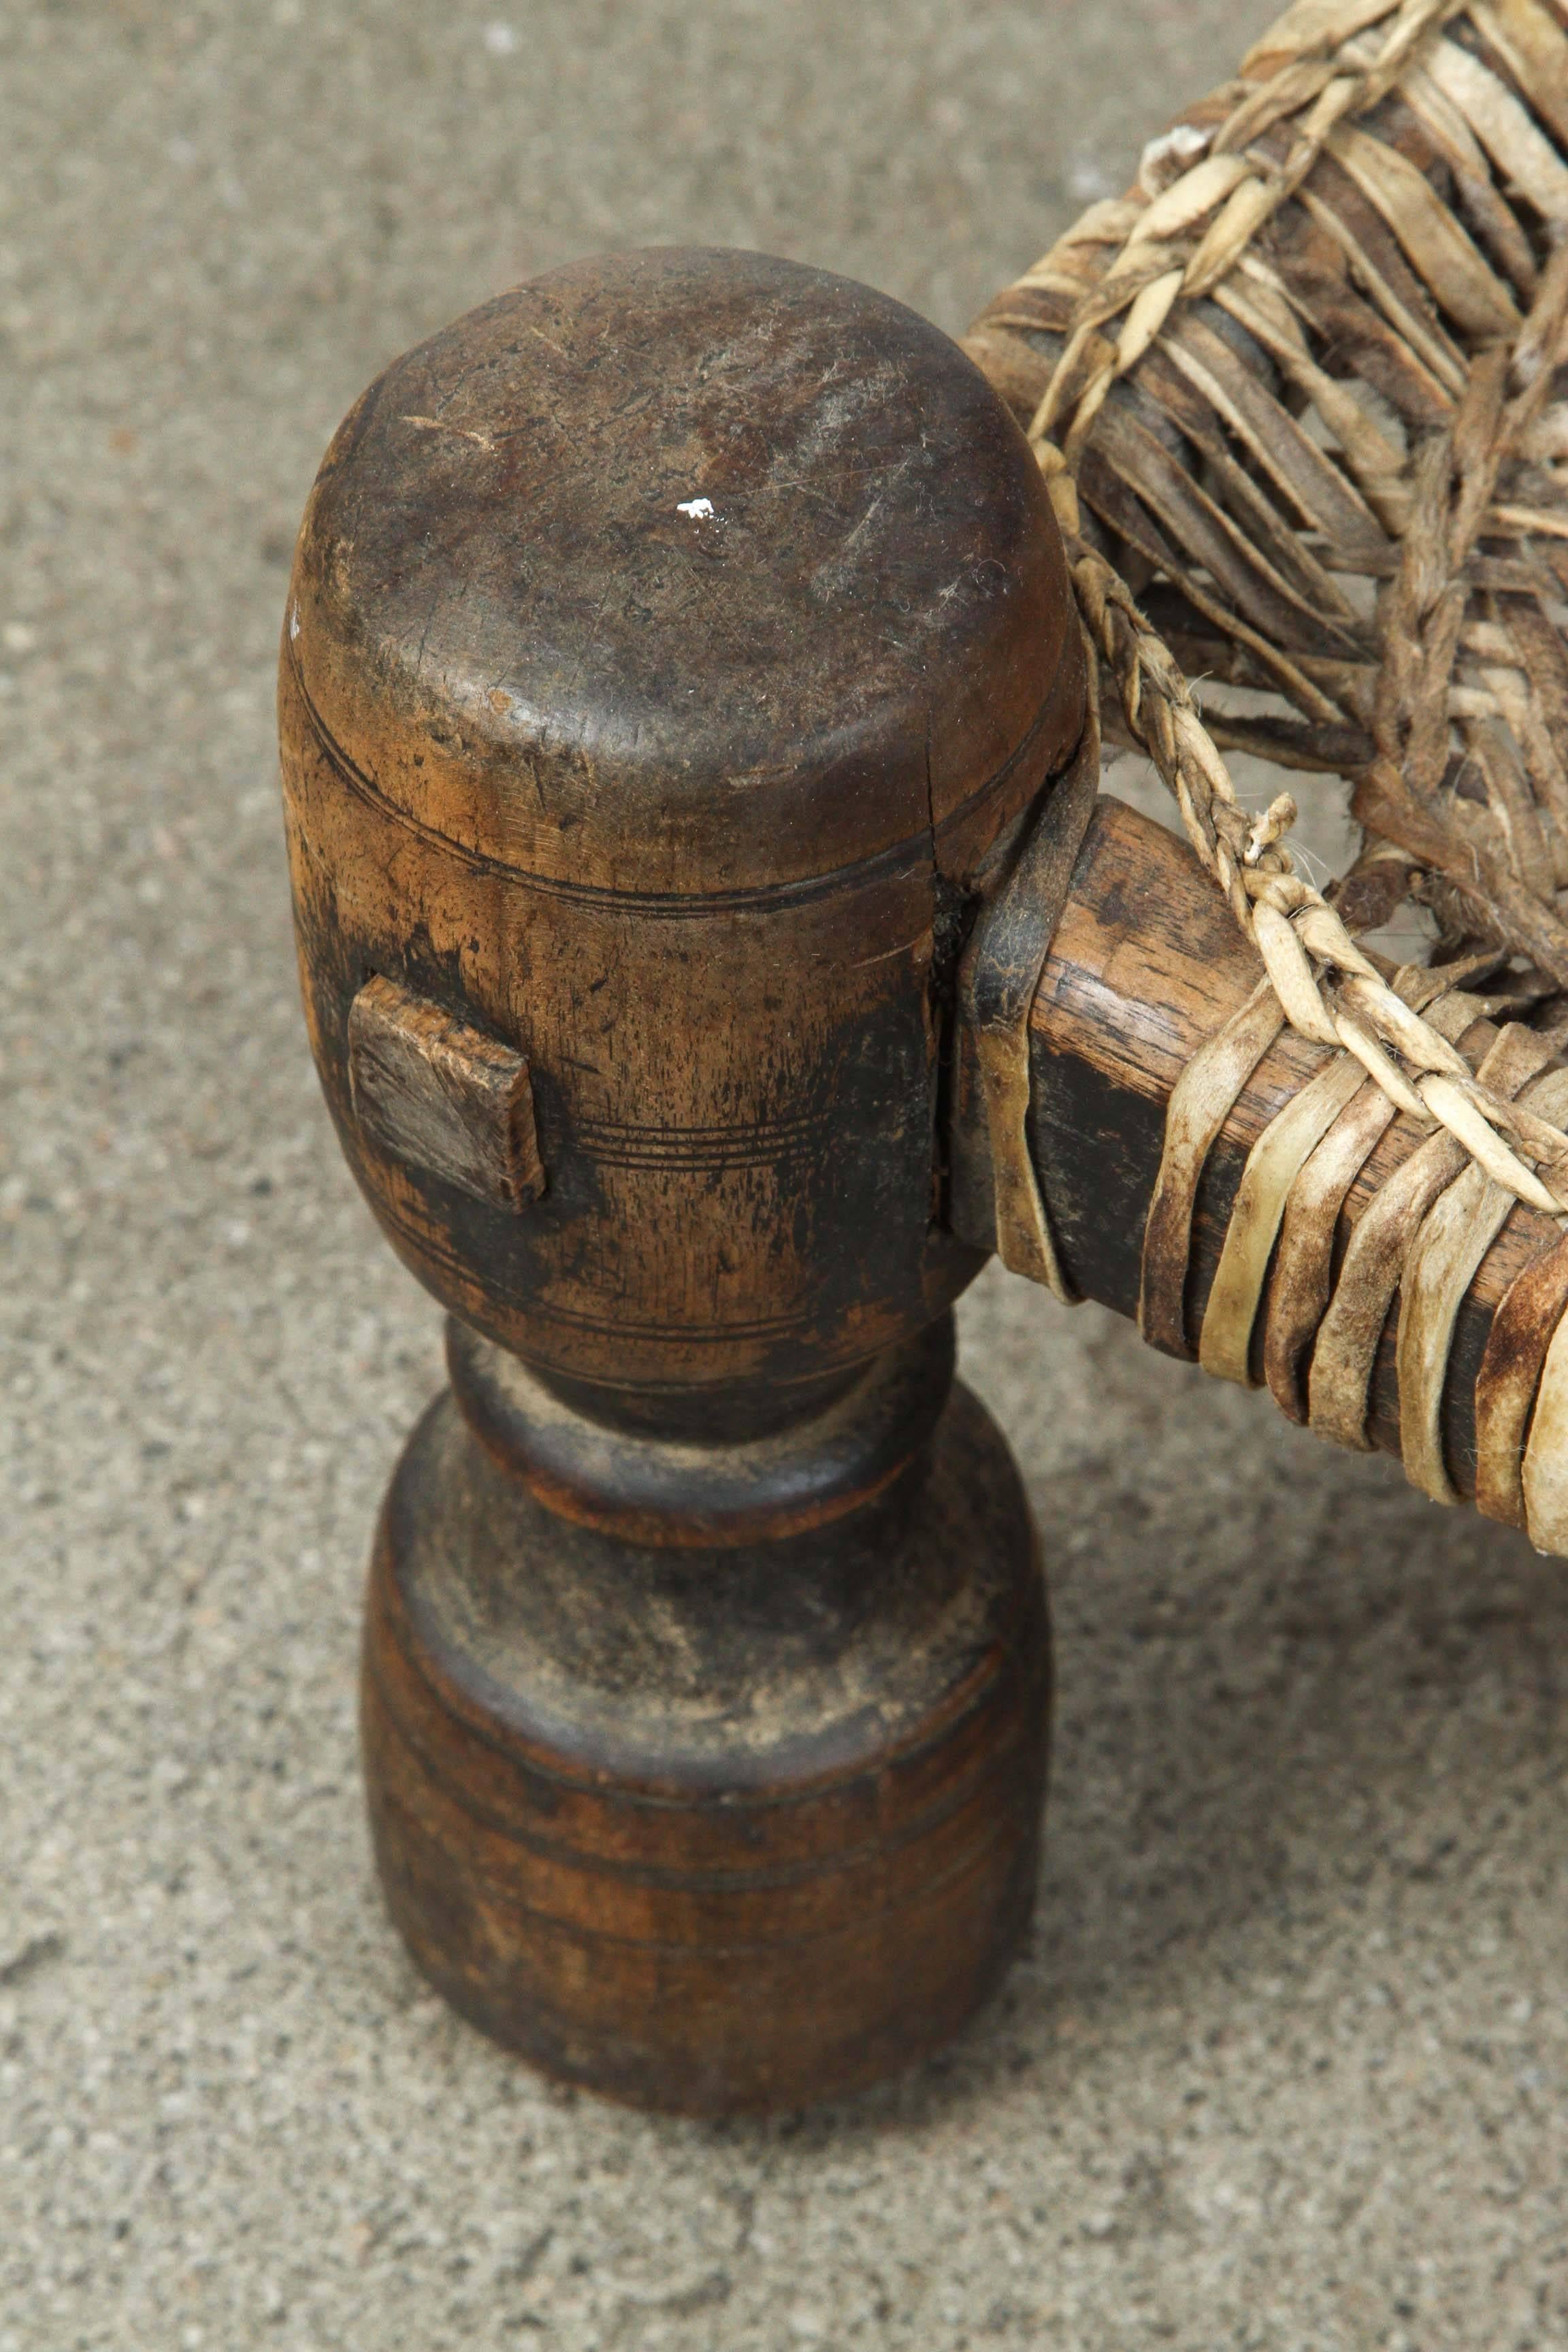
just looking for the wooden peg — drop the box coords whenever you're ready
[348,974,545,1212]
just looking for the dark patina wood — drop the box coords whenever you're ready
[1027,794,1556,1494]
[280,246,1083,2114]
[281,244,1083,1422]
[365,1346,1047,2116]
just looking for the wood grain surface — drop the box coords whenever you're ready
[280,248,1086,2113]
[347,973,544,1212]
[363,1363,1048,2116]
[280,248,1085,1420]
[1030,794,1558,1498]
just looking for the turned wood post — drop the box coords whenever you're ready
[278,246,1087,2113]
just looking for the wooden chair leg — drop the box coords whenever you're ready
[362,1316,1047,2114]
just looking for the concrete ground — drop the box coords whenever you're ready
[5,1,1568,2345]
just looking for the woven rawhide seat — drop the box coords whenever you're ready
[966,0,1568,1547]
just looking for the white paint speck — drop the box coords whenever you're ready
[676,497,715,520]
[483,21,518,54]
[289,602,300,641]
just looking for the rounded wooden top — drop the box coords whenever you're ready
[286,246,1079,897]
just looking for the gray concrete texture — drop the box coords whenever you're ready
[5,1,1568,2345]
